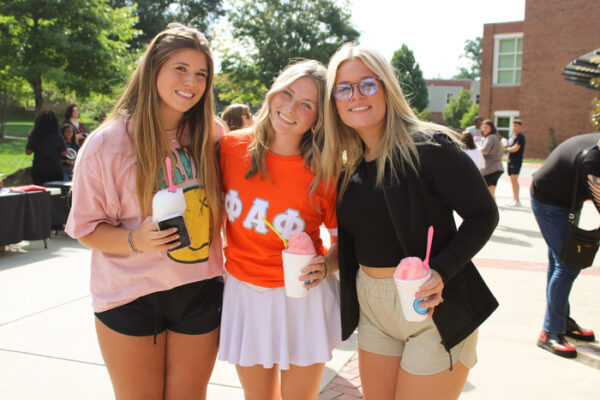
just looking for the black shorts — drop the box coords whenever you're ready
[484,170,503,187]
[507,160,523,175]
[95,277,224,337]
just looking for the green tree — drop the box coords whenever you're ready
[224,0,359,89]
[0,0,138,112]
[453,37,482,80]
[110,0,224,50]
[0,67,31,138]
[414,107,431,122]
[591,77,600,131]
[442,89,474,129]
[460,103,479,129]
[390,44,428,112]
[214,70,266,113]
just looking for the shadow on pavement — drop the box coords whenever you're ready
[574,343,600,370]
[0,233,86,272]
[495,224,543,238]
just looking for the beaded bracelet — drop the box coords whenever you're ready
[128,230,142,253]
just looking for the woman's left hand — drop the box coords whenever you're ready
[300,255,328,289]
[415,269,445,318]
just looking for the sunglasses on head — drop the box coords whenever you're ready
[333,77,382,101]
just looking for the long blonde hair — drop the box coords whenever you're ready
[105,24,221,236]
[321,43,457,198]
[246,59,327,194]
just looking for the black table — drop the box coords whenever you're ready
[44,181,72,230]
[0,189,52,247]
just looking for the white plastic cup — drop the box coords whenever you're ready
[281,251,315,298]
[394,271,431,322]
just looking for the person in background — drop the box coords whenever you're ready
[321,43,498,400]
[531,133,600,358]
[65,24,224,400]
[26,110,66,185]
[505,119,526,206]
[461,131,484,171]
[480,119,504,199]
[60,123,79,181]
[62,104,88,143]
[465,116,483,143]
[218,60,340,400]
[221,103,254,132]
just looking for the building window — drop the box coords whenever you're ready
[494,111,519,138]
[493,33,523,85]
[476,94,480,104]
[446,93,453,104]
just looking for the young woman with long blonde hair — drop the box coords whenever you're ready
[65,24,224,400]
[321,43,499,400]
[218,59,340,400]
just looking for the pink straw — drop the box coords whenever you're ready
[423,225,434,270]
[165,157,176,193]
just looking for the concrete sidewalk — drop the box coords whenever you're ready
[1,163,599,399]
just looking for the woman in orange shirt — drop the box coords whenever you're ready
[218,60,341,400]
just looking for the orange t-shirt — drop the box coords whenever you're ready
[220,133,337,287]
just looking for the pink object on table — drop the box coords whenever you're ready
[9,185,47,192]
[286,232,316,255]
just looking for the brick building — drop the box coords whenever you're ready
[425,79,479,126]
[479,0,600,158]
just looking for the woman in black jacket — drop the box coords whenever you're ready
[320,43,499,400]
[26,110,66,185]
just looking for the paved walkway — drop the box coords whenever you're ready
[1,162,600,399]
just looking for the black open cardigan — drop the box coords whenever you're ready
[337,131,500,351]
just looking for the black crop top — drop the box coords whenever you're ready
[338,159,405,267]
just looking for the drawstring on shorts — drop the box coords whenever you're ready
[153,309,161,345]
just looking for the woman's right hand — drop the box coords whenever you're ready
[131,217,180,253]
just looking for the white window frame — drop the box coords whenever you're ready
[494,110,519,138]
[493,33,523,86]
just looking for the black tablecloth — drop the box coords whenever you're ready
[0,190,52,246]
[44,181,72,229]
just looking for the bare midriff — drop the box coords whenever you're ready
[360,264,395,279]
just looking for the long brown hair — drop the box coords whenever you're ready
[104,24,221,236]
[246,59,327,194]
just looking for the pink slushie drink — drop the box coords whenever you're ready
[394,257,431,321]
[282,232,316,298]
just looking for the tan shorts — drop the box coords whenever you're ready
[356,268,478,375]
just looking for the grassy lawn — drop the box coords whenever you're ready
[0,138,32,177]
[1,113,98,177]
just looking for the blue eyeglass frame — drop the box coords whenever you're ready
[333,77,383,101]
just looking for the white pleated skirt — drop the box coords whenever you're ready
[218,272,342,370]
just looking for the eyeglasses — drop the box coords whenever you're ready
[332,77,382,101]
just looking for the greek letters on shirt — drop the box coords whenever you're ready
[225,189,306,239]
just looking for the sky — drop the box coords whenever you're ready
[212,0,526,79]
[350,0,526,78]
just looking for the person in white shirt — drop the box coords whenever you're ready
[461,131,484,171]
[465,116,483,143]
